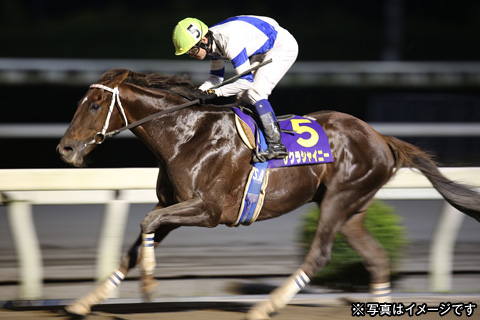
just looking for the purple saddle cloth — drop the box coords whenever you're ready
[232,107,333,168]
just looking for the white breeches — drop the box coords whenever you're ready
[241,28,299,104]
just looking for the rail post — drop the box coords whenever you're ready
[6,200,43,299]
[429,203,464,292]
[96,196,130,297]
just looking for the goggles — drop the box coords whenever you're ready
[188,46,201,55]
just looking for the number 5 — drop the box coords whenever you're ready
[290,119,319,148]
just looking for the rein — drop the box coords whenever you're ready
[101,98,200,140]
[84,59,273,146]
[86,83,199,146]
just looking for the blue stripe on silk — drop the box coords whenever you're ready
[213,16,277,44]
[232,48,249,69]
[240,73,254,82]
[213,16,278,56]
[232,48,254,82]
[210,67,225,78]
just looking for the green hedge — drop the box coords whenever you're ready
[298,200,407,291]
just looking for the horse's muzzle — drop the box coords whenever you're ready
[56,141,87,167]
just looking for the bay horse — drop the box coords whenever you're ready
[57,68,480,319]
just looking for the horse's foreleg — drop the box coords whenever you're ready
[65,269,125,315]
[65,226,176,316]
[140,197,215,301]
[65,242,140,316]
[140,232,157,301]
[340,208,391,301]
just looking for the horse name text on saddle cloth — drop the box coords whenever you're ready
[231,107,334,226]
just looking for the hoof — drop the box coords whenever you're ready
[246,309,271,320]
[141,277,157,302]
[372,295,392,303]
[65,301,90,316]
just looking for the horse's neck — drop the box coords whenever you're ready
[125,92,212,161]
[124,87,189,129]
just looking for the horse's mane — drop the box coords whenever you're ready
[98,68,200,99]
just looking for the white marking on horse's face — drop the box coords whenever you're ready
[81,96,88,105]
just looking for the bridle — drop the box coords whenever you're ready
[85,84,129,146]
[84,83,199,147]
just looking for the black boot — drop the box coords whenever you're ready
[257,113,288,161]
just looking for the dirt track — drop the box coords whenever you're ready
[0,306,475,320]
[1,306,345,320]
[1,302,478,320]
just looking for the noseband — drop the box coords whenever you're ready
[85,84,129,146]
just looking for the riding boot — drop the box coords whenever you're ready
[254,99,288,161]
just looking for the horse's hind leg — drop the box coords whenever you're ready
[340,205,391,301]
[65,225,177,316]
[247,190,382,320]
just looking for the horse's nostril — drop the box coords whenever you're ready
[58,145,73,155]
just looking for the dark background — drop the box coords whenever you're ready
[2,0,480,168]
[3,0,480,61]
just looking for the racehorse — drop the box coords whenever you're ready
[57,68,480,320]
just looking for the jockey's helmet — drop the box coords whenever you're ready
[173,18,209,55]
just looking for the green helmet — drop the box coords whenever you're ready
[172,18,209,55]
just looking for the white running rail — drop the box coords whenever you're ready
[1,167,480,299]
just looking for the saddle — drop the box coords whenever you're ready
[229,106,333,227]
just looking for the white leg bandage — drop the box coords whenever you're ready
[106,270,125,289]
[66,269,125,315]
[141,233,156,276]
[370,282,392,302]
[272,269,310,307]
[248,269,310,320]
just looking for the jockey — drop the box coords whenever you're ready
[172,15,298,161]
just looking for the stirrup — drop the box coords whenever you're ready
[254,144,288,162]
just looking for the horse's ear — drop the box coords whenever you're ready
[101,69,130,87]
[117,70,129,86]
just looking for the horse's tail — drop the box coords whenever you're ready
[383,135,480,222]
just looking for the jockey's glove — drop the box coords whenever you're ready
[196,89,217,104]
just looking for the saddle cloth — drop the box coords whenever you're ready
[232,107,333,168]
[229,107,333,227]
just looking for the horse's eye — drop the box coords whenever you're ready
[91,104,100,111]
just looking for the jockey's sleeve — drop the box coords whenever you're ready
[215,78,253,97]
[199,59,225,91]
[199,57,253,96]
